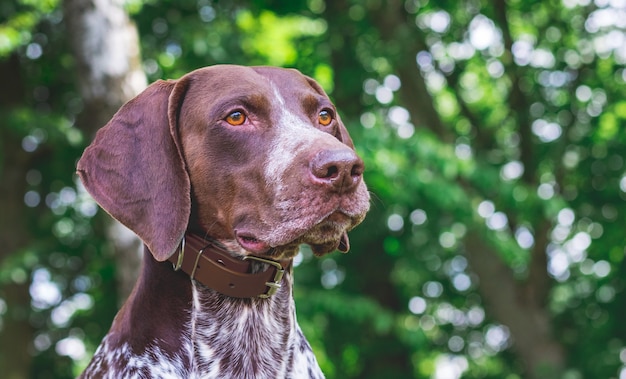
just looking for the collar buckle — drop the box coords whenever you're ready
[243,255,285,298]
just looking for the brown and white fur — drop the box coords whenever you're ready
[77,65,370,378]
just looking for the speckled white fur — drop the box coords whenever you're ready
[78,67,369,379]
[80,268,325,379]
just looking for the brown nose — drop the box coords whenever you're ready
[310,149,364,192]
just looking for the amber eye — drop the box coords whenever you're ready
[318,109,333,126]
[225,111,246,126]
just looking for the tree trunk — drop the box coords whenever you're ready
[0,54,36,379]
[465,233,565,378]
[63,0,147,303]
[0,140,35,379]
[358,1,566,377]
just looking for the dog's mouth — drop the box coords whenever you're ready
[235,233,271,255]
[309,231,350,255]
[234,212,354,259]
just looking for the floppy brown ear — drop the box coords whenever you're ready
[77,80,191,261]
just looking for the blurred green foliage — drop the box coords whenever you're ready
[2,0,626,378]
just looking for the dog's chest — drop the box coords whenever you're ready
[82,339,189,378]
[82,281,325,379]
[187,282,324,378]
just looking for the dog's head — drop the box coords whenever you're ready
[77,65,370,261]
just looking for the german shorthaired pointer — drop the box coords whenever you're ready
[77,65,370,378]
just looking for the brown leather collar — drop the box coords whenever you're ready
[167,232,291,298]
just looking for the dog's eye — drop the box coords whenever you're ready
[225,111,246,126]
[318,109,333,126]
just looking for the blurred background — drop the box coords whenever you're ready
[2,0,626,378]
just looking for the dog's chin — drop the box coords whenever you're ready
[267,215,353,260]
[307,231,350,257]
[237,213,355,260]
[263,235,347,260]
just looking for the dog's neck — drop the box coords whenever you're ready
[186,263,298,377]
[169,231,291,298]
[81,242,309,378]
[170,232,299,377]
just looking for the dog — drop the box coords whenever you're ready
[77,65,370,378]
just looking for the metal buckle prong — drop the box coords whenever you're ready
[190,248,204,280]
[243,255,285,298]
[172,237,186,271]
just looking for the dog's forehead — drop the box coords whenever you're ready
[190,65,327,104]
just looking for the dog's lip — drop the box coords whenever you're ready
[338,231,350,252]
[235,231,271,254]
[235,211,354,257]
[308,231,350,255]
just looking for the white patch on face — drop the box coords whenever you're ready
[260,84,344,247]
[263,84,333,187]
[255,82,370,251]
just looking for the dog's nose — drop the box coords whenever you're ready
[310,149,364,192]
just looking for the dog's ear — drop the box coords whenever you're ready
[77,79,191,261]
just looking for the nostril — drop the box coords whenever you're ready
[351,161,364,177]
[323,165,339,180]
[310,149,363,191]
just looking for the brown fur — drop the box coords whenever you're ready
[77,65,369,378]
